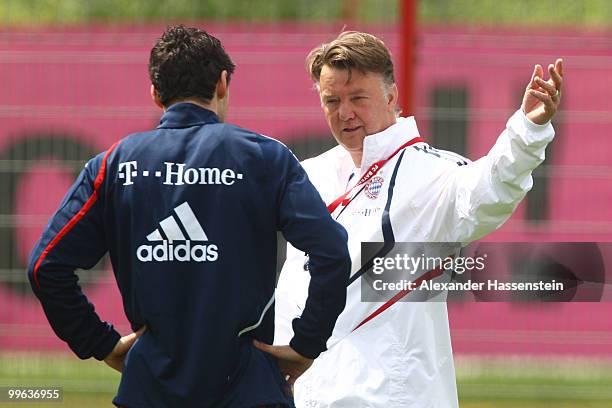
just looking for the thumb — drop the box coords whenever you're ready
[253,339,276,356]
[118,326,146,351]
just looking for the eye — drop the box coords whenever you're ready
[325,98,340,107]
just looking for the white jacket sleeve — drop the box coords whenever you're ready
[452,109,555,243]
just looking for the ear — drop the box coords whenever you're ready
[150,85,164,109]
[216,70,228,100]
[387,83,399,107]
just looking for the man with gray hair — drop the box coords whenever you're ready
[261,31,563,407]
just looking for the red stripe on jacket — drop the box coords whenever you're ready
[353,267,444,331]
[32,142,119,289]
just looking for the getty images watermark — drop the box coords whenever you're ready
[360,242,611,302]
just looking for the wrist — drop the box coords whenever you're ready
[94,330,122,361]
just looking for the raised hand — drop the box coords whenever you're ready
[522,58,564,125]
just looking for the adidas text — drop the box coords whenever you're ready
[137,202,219,263]
[137,241,219,262]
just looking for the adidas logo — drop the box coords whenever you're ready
[136,202,219,263]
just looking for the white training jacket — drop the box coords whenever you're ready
[274,109,555,407]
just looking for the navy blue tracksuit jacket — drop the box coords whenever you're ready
[27,103,350,408]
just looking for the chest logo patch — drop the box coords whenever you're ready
[364,176,384,199]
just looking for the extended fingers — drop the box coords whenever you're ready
[528,64,544,89]
[549,58,563,91]
[555,58,564,77]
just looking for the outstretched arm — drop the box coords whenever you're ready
[449,59,563,244]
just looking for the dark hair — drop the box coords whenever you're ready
[149,25,236,106]
[306,31,395,86]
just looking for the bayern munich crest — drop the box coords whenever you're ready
[364,176,384,199]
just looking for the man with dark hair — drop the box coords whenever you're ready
[27,25,351,408]
[274,31,563,407]
[148,25,236,113]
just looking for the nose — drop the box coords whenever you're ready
[338,100,355,122]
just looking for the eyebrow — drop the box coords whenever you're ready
[321,89,368,100]
[321,93,338,101]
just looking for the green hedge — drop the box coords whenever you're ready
[0,0,611,27]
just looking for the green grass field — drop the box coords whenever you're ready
[454,356,612,408]
[1,353,611,407]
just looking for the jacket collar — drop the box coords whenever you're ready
[360,116,421,172]
[157,102,220,129]
[310,117,421,197]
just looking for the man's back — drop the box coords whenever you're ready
[29,103,350,407]
[109,102,292,406]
